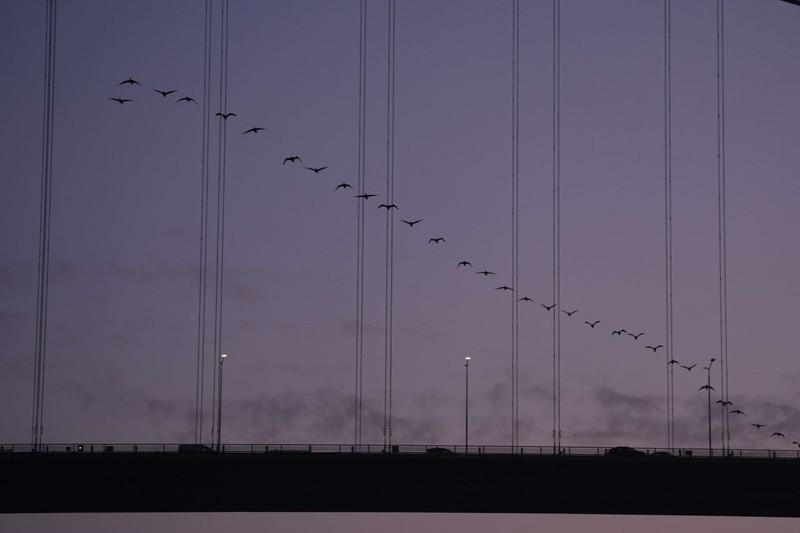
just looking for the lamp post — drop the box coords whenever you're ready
[702,358,716,456]
[216,353,227,451]
[464,356,471,453]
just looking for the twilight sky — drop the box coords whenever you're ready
[1,0,800,529]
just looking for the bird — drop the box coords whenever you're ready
[627,332,645,340]
[751,423,766,429]
[611,329,627,336]
[730,409,746,415]
[216,112,236,120]
[540,302,557,311]
[283,156,301,164]
[401,219,422,227]
[646,345,664,352]
[495,286,513,291]
[698,384,715,392]
[771,432,785,438]
[378,203,398,210]
[518,296,534,302]
[335,183,352,191]
[176,96,198,104]
[109,97,132,105]
[585,320,600,328]
[476,271,497,276]
[792,441,800,448]
[562,309,579,317]
[243,126,267,134]
[305,166,328,173]
[667,359,680,366]
[153,89,177,97]
[354,193,377,200]
[118,77,140,86]
[679,364,697,371]
[428,237,445,244]
[457,261,472,268]
[715,399,732,406]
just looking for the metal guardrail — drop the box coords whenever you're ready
[1,442,800,459]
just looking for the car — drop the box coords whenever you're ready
[425,447,455,455]
[604,446,646,457]
[177,444,216,454]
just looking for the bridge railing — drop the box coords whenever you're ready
[2,442,800,459]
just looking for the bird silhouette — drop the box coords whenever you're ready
[476,271,497,276]
[243,126,267,134]
[109,97,132,105]
[539,303,557,311]
[771,432,785,438]
[751,423,766,429]
[585,320,600,328]
[627,332,645,340]
[176,96,198,104]
[378,203,398,210]
[457,261,472,268]
[562,309,579,317]
[428,237,445,244]
[216,112,236,120]
[698,384,715,392]
[667,359,680,366]
[401,219,422,227]
[283,156,301,164]
[119,77,140,86]
[793,441,800,448]
[495,286,513,291]
[335,183,352,191]
[646,345,664,352]
[680,364,697,371]
[730,409,746,415]
[354,193,377,200]
[518,296,534,302]
[153,89,176,97]
[611,329,627,336]
[715,399,732,406]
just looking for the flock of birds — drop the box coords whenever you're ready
[108,76,797,450]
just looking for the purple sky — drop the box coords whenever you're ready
[2,0,800,529]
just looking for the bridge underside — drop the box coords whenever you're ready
[2,452,798,516]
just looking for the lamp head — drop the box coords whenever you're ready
[465,356,471,361]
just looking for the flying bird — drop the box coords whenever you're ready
[584,320,600,328]
[176,96,198,104]
[109,97,132,105]
[305,166,328,173]
[730,409,746,415]
[698,384,715,392]
[562,309,579,317]
[335,183,352,191]
[495,286,513,291]
[118,77,140,86]
[751,423,766,429]
[518,296,534,302]
[243,126,267,134]
[378,203,398,210]
[283,156,301,164]
[476,271,497,276]
[646,345,664,352]
[216,112,236,120]
[457,261,472,268]
[715,400,732,406]
[428,237,445,244]
[627,332,645,340]
[354,193,377,200]
[539,303,557,311]
[401,219,422,227]
[793,441,800,448]
[679,364,697,371]
[771,432,785,438]
[667,359,680,366]
[611,329,627,336]
[153,89,176,97]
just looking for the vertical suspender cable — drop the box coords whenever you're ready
[716,0,730,453]
[383,0,396,449]
[510,0,520,449]
[32,0,58,450]
[663,0,675,450]
[195,0,213,445]
[552,0,561,452]
[354,0,368,448]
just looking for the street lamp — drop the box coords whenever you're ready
[464,356,471,453]
[701,358,716,456]
[216,353,228,451]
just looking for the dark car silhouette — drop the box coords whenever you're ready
[604,446,646,457]
[425,447,455,455]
